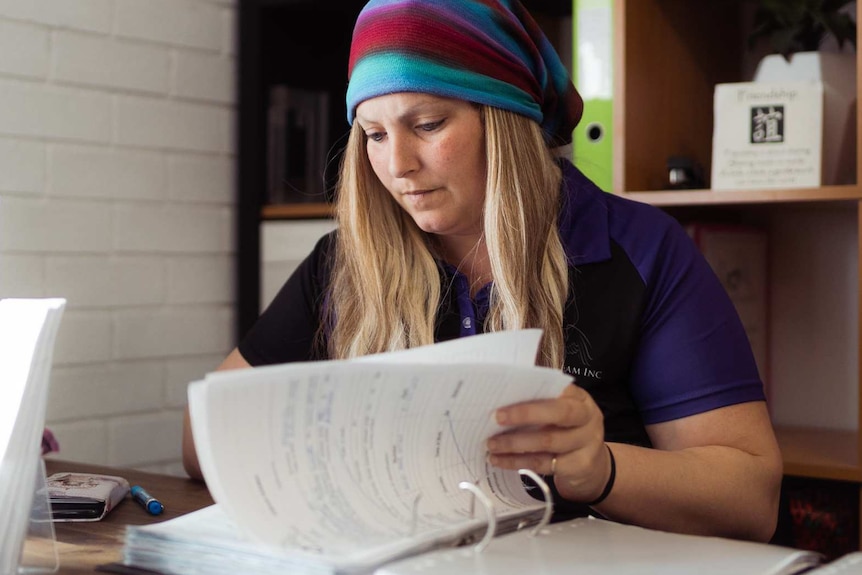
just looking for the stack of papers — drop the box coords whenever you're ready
[124,330,569,574]
[121,329,829,575]
[0,298,66,573]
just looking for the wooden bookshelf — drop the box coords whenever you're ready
[613,0,862,548]
[776,425,861,483]
[262,202,333,220]
[621,185,862,207]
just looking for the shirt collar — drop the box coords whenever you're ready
[558,159,612,265]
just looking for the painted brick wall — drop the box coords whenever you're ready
[0,0,237,476]
[261,220,337,311]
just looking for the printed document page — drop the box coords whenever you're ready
[354,329,543,366]
[188,330,570,570]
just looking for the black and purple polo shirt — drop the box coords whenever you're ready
[239,158,764,459]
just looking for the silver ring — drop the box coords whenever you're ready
[550,456,557,475]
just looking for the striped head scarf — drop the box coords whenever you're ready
[346,0,583,146]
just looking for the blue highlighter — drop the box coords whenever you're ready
[130,485,164,515]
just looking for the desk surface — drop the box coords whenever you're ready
[37,459,213,575]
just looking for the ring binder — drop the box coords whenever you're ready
[573,0,614,192]
[517,469,552,537]
[457,481,496,553]
[131,332,573,575]
[455,470,553,554]
[376,515,824,575]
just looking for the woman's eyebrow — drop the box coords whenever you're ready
[357,102,449,126]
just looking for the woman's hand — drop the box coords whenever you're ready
[486,384,613,503]
[488,388,782,541]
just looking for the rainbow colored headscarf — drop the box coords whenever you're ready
[346,0,583,146]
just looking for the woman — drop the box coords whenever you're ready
[184,0,782,543]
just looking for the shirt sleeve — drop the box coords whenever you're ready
[238,232,334,366]
[621,210,766,424]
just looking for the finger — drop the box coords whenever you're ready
[487,452,556,474]
[489,442,609,496]
[487,424,591,456]
[560,384,591,401]
[495,385,594,428]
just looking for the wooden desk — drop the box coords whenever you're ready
[36,459,213,575]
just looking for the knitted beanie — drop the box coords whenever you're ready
[346,0,583,146]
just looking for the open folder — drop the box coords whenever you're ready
[379,516,822,575]
[121,502,824,575]
[123,331,571,574]
[121,330,825,575]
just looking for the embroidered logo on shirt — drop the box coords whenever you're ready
[563,365,604,380]
[563,324,604,380]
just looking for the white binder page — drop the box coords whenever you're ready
[376,517,823,575]
[188,354,570,569]
[355,329,543,366]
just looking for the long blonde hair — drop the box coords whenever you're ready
[326,105,568,367]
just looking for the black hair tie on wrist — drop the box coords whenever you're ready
[586,444,616,507]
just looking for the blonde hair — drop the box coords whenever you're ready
[327,105,568,367]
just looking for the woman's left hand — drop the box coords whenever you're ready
[486,384,612,503]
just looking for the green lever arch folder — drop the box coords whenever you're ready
[573,0,614,193]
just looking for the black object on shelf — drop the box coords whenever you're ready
[667,155,705,190]
[267,86,331,205]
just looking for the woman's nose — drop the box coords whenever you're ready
[387,135,419,178]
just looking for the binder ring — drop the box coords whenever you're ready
[518,468,553,536]
[458,481,496,553]
[408,493,422,536]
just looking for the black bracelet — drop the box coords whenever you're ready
[586,444,616,507]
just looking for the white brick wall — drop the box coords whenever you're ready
[0,0,237,475]
[261,220,337,310]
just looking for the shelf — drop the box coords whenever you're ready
[619,185,862,207]
[262,203,333,220]
[775,425,861,482]
[262,186,862,218]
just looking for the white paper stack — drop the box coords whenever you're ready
[123,330,570,575]
[0,298,66,574]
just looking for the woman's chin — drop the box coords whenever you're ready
[411,216,450,236]
[407,211,481,240]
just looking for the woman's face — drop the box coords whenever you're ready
[355,92,487,243]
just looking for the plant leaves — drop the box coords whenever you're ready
[821,0,855,14]
[747,0,858,56]
[819,12,857,49]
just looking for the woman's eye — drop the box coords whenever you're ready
[366,132,385,142]
[418,120,444,132]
